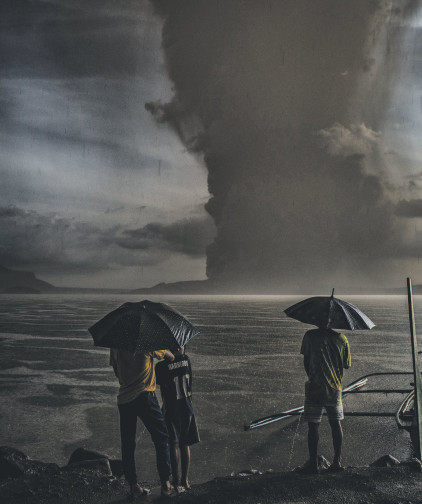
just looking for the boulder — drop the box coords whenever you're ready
[67,447,122,476]
[68,448,109,465]
[400,458,422,472]
[0,447,59,479]
[371,455,400,468]
[0,446,28,479]
[63,458,113,477]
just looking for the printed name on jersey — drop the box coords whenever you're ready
[168,360,189,371]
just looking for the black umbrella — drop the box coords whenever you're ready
[284,289,375,330]
[88,300,200,354]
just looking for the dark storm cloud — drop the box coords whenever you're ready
[0,0,158,79]
[1,2,211,287]
[150,0,420,291]
[0,205,107,270]
[395,199,422,217]
[0,206,27,218]
[0,205,211,276]
[0,0,169,179]
[113,217,216,257]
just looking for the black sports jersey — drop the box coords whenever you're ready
[156,354,193,415]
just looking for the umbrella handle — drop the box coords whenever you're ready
[325,289,335,327]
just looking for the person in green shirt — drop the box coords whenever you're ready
[300,327,351,473]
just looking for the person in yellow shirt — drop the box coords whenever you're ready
[110,348,176,499]
[300,327,351,474]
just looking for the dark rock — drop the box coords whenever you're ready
[371,454,401,467]
[400,458,422,472]
[20,460,60,477]
[0,446,28,479]
[67,447,122,476]
[62,458,113,477]
[68,447,109,465]
[0,447,60,480]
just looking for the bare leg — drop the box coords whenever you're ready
[329,420,343,468]
[308,422,319,471]
[170,443,180,485]
[180,444,191,489]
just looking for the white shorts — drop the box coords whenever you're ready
[304,403,344,423]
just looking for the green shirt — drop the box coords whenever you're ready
[301,328,351,405]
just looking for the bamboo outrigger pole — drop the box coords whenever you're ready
[407,277,422,459]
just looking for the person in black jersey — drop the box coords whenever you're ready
[155,346,200,490]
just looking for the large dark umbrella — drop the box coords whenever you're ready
[284,289,375,330]
[88,300,200,354]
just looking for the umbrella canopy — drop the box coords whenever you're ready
[88,300,200,354]
[284,289,375,330]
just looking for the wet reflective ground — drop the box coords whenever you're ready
[0,294,419,485]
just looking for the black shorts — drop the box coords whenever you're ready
[165,409,200,446]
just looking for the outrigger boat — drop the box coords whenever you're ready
[244,372,414,431]
[244,376,369,431]
[245,278,422,458]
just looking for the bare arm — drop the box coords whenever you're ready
[164,350,175,361]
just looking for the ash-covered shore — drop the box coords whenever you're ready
[1,446,422,504]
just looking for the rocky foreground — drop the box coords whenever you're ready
[1,446,422,504]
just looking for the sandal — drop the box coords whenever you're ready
[161,485,178,499]
[128,485,151,501]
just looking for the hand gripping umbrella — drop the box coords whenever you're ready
[284,289,375,330]
[88,300,200,354]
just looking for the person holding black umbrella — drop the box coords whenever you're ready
[284,290,375,474]
[110,348,177,499]
[89,300,201,498]
[300,327,351,473]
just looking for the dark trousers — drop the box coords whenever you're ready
[118,391,171,485]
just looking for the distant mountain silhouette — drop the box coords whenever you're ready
[132,279,420,295]
[132,280,216,295]
[0,265,55,293]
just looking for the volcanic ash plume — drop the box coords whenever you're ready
[150,0,420,293]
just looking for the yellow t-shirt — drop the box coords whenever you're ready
[110,349,166,405]
[301,328,351,405]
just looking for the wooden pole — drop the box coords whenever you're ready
[407,277,422,459]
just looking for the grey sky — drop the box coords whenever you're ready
[0,0,212,288]
[2,1,422,292]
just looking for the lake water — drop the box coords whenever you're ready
[0,293,420,486]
